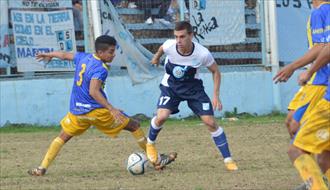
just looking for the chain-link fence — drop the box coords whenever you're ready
[115,0,262,66]
[0,0,263,77]
[0,0,88,76]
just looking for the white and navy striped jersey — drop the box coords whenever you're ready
[161,39,215,94]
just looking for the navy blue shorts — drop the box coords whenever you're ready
[157,85,214,116]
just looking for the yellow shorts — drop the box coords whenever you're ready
[60,108,130,138]
[293,99,330,154]
[288,85,326,111]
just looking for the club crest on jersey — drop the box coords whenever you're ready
[173,66,187,79]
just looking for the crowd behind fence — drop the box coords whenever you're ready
[0,0,263,78]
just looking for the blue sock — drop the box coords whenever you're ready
[147,117,162,143]
[211,127,231,159]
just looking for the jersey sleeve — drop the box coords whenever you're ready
[91,68,108,83]
[322,7,330,42]
[310,9,327,43]
[73,52,89,65]
[203,51,215,67]
[162,39,176,54]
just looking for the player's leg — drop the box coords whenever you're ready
[146,108,172,164]
[200,115,238,171]
[146,86,180,164]
[288,146,328,190]
[318,151,330,183]
[290,102,309,136]
[187,91,237,171]
[123,118,147,151]
[123,115,177,170]
[288,99,330,189]
[28,112,91,176]
[286,86,309,138]
[285,110,296,138]
[28,130,72,176]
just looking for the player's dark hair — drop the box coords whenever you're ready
[175,21,193,34]
[95,35,117,52]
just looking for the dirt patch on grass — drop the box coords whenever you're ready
[0,120,300,190]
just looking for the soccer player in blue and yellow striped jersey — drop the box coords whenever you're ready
[289,43,330,190]
[273,1,330,189]
[28,35,176,176]
[274,0,330,138]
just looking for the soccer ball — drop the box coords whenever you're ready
[126,152,148,175]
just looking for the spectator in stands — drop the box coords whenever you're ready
[111,0,122,7]
[136,0,171,25]
[166,0,189,22]
[72,0,83,39]
[112,0,137,8]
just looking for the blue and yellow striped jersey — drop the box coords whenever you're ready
[70,52,109,115]
[306,2,330,85]
[325,73,330,101]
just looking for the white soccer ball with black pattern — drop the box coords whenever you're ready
[126,152,148,175]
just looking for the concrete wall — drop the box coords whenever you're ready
[0,70,301,127]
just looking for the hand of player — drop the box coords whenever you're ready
[298,71,312,86]
[212,97,223,111]
[273,65,294,83]
[151,57,160,66]
[109,107,126,123]
[36,52,52,63]
[287,122,299,139]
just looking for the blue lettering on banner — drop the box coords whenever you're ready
[48,12,70,23]
[45,60,70,68]
[34,25,43,35]
[11,10,75,71]
[36,14,45,24]
[13,12,23,22]
[14,24,32,35]
[45,26,54,35]
[16,47,54,58]
[16,36,34,45]
[24,13,34,23]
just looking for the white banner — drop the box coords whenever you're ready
[9,0,72,9]
[11,10,76,72]
[100,0,160,84]
[276,0,312,63]
[0,0,11,68]
[189,0,246,45]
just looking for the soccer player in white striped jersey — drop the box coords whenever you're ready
[146,21,238,171]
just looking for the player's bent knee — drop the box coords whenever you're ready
[285,111,294,127]
[290,119,299,128]
[287,145,305,162]
[59,131,73,143]
[204,121,217,132]
[201,118,217,130]
[317,151,330,172]
[124,119,141,132]
[285,118,291,127]
[287,145,299,160]
[155,116,166,126]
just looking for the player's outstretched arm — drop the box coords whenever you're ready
[36,51,74,63]
[151,46,164,66]
[273,43,325,83]
[298,43,330,86]
[207,63,222,111]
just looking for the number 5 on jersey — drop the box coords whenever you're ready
[159,96,170,105]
